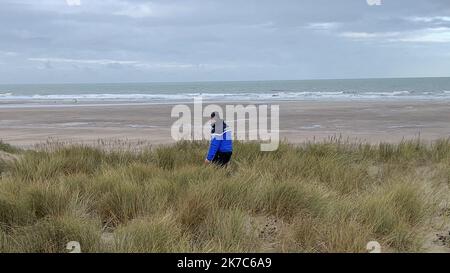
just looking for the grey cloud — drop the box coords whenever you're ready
[0,0,450,83]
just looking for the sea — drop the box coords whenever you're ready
[1,77,450,105]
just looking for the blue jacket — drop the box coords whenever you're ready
[206,125,233,161]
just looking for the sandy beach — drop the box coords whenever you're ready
[1,100,450,147]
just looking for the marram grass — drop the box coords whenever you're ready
[0,139,449,253]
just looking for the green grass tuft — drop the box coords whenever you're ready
[0,141,20,154]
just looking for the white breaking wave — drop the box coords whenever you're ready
[0,90,449,103]
[0,92,346,101]
[363,91,411,96]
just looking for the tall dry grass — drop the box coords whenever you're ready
[0,139,449,252]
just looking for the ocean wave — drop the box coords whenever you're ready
[364,91,411,96]
[0,92,344,101]
[0,90,450,102]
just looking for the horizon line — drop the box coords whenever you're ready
[1,75,450,86]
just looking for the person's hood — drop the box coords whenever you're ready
[211,120,228,134]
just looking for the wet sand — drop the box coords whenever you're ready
[1,100,450,147]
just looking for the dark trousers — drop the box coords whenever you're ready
[212,151,232,167]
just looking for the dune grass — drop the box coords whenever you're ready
[0,139,449,253]
[0,140,20,154]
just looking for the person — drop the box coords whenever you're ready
[205,111,233,166]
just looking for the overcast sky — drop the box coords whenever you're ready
[1,0,450,84]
